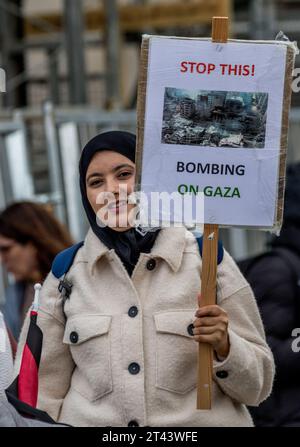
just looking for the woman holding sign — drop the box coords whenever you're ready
[15,131,274,427]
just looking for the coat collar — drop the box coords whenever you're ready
[83,228,110,275]
[83,226,188,275]
[149,227,187,272]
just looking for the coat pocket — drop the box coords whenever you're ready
[154,310,198,394]
[63,314,112,401]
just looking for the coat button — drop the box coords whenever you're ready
[187,323,194,336]
[128,306,138,318]
[216,370,228,379]
[128,420,139,427]
[128,362,140,375]
[70,331,78,344]
[146,259,156,271]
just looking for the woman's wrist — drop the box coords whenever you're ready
[214,334,230,359]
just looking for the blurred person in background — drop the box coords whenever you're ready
[0,201,73,342]
[239,162,300,427]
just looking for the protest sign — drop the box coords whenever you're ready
[136,16,296,410]
[136,29,296,230]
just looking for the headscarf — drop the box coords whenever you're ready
[79,131,160,275]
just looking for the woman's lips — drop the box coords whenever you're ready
[107,200,128,213]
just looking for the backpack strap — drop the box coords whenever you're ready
[52,242,84,279]
[51,242,84,310]
[195,236,224,265]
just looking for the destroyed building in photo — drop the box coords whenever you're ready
[161,87,268,148]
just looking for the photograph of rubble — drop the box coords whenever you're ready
[161,87,268,148]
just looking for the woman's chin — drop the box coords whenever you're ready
[108,216,132,232]
[108,223,132,232]
[107,209,133,231]
[95,216,132,232]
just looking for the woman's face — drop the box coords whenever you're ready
[86,150,136,231]
[0,235,39,282]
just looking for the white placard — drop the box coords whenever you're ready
[139,37,289,228]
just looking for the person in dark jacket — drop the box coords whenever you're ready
[240,162,300,427]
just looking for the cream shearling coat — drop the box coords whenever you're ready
[15,227,275,427]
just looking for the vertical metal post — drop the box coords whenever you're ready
[250,0,277,40]
[63,0,87,104]
[47,46,60,105]
[5,111,34,200]
[58,122,88,241]
[43,101,66,223]
[104,0,121,109]
[0,135,13,203]
[228,228,248,260]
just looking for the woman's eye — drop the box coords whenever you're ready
[118,171,132,179]
[89,179,103,187]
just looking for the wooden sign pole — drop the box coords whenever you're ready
[197,16,229,410]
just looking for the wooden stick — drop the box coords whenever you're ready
[212,16,230,42]
[197,224,219,409]
[197,16,229,411]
